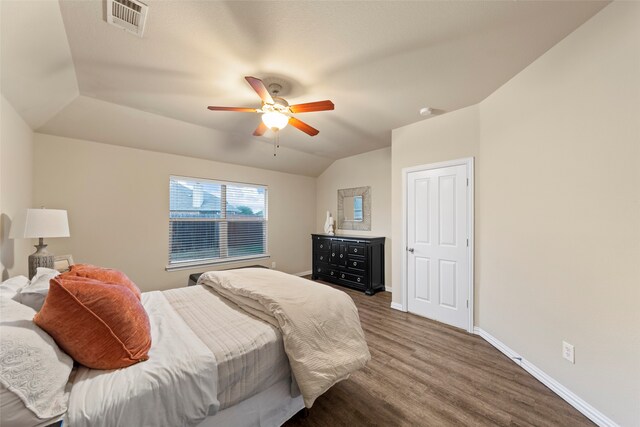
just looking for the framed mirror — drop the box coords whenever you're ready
[338,186,371,230]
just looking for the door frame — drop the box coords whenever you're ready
[401,157,475,333]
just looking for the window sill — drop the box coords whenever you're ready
[165,254,271,272]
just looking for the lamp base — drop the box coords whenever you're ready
[29,240,54,279]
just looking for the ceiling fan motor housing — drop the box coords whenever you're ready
[268,83,282,96]
[262,77,293,97]
[272,96,289,108]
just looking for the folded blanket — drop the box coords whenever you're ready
[198,268,371,408]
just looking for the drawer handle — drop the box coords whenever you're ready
[332,253,335,256]
[330,271,334,275]
[357,278,361,283]
[320,256,324,260]
[320,244,324,249]
[353,261,357,266]
[317,268,321,272]
[340,254,343,258]
[354,248,358,253]
[341,274,345,278]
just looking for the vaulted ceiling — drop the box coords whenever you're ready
[1,0,608,176]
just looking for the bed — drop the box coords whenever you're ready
[0,268,370,427]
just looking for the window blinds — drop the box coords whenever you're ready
[168,176,267,266]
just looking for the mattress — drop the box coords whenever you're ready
[163,285,291,409]
[196,377,303,427]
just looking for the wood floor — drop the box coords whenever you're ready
[285,280,593,427]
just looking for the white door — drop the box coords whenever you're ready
[407,163,470,330]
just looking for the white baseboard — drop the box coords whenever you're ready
[385,286,392,292]
[474,327,523,366]
[294,270,312,277]
[390,302,405,312]
[474,327,618,427]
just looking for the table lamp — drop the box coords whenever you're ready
[9,208,70,279]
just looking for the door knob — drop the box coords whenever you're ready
[407,247,414,253]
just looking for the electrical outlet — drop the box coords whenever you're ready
[562,341,575,364]
[271,261,276,269]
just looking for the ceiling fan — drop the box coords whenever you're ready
[207,76,334,137]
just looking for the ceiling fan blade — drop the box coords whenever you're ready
[289,117,319,136]
[207,106,257,112]
[253,122,268,136]
[245,76,274,105]
[289,100,334,114]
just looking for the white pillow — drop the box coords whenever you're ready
[0,276,29,299]
[0,384,65,427]
[0,297,73,421]
[17,268,60,311]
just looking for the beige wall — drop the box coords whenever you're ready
[391,3,640,425]
[33,134,316,292]
[316,147,392,287]
[0,96,34,279]
[476,3,639,425]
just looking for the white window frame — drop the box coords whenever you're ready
[165,175,269,271]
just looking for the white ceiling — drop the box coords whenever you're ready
[2,1,608,176]
[40,95,334,176]
[1,0,78,128]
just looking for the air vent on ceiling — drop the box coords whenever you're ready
[106,0,148,37]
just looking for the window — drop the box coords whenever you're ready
[168,176,267,268]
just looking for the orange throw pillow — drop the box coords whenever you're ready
[63,264,142,300]
[34,276,151,370]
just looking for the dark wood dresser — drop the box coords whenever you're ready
[311,234,385,295]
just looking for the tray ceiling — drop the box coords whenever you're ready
[3,1,608,176]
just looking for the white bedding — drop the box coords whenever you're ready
[163,285,292,409]
[66,291,220,427]
[199,268,371,408]
[0,296,72,427]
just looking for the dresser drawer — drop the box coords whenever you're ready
[315,251,330,263]
[347,243,365,256]
[314,263,332,276]
[325,269,339,279]
[337,271,365,285]
[314,238,331,251]
[347,258,366,271]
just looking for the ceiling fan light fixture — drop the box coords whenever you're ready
[261,111,289,130]
[207,76,329,138]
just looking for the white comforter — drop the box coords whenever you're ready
[198,268,371,408]
[162,285,291,409]
[66,292,220,427]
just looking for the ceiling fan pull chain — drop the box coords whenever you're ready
[272,130,281,156]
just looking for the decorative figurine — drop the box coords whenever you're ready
[324,211,335,235]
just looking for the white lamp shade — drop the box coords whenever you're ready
[261,112,289,130]
[9,209,70,239]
